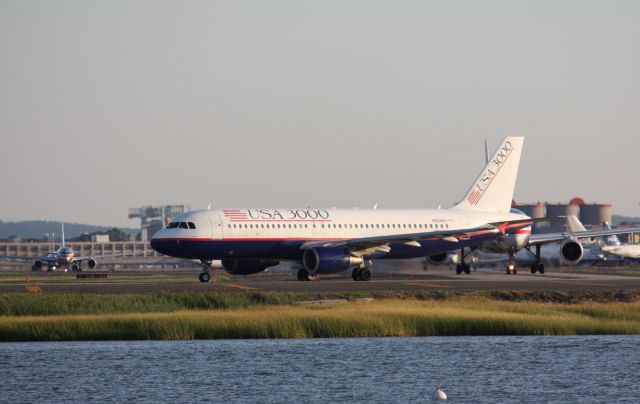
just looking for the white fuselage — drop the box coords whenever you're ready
[602,244,640,260]
[151,208,530,262]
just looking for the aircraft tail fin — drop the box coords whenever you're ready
[61,222,65,246]
[453,137,524,212]
[567,215,587,233]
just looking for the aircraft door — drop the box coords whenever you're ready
[208,214,224,240]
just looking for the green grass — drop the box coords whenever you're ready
[2,297,640,341]
[0,292,306,316]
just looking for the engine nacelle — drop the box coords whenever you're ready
[33,260,44,270]
[479,228,531,254]
[87,259,97,269]
[303,247,364,274]
[221,259,279,275]
[428,252,457,266]
[559,239,584,265]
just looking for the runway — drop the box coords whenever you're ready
[1,267,639,294]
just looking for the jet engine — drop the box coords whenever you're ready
[559,239,584,265]
[427,252,457,266]
[479,227,531,254]
[33,260,43,271]
[221,259,279,275]
[303,247,364,274]
[87,259,97,269]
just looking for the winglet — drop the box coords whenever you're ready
[453,137,524,212]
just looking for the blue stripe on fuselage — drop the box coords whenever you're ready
[150,231,499,261]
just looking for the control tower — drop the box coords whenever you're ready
[128,205,190,241]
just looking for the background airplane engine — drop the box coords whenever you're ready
[479,230,530,253]
[221,259,279,275]
[559,239,584,265]
[427,252,457,265]
[303,247,364,274]
[87,258,97,269]
[33,260,43,270]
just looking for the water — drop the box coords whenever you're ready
[1,336,639,403]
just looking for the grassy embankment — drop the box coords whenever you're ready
[2,292,640,341]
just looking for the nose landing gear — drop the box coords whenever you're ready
[199,260,212,283]
[505,250,517,274]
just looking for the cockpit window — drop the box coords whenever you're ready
[178,222,189,229]
[188,222,196,229]
[167,222,179,229]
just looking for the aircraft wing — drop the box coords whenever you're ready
[73,253,129,261]
[300,219,535,255]
[529,227,640,246]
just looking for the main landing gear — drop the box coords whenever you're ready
[352,267,372,281]
[199,260,212,283]
[455,248,471,275]
[529,244,545,274]
[297,268,317,281]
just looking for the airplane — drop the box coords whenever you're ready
[426,142,640,274]
[0,223,117,272]
[469,216,630,269]
[600,222,640,261]
[152,136,555,282]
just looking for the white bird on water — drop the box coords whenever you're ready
[432,387,447,401]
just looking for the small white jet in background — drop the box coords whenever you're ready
[600,222,640,261]
[0,223,122,272]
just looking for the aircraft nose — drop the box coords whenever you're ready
[150,229,170,255]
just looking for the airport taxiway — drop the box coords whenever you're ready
[1,267,639,294]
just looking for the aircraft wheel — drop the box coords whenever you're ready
[455,264,463,275]
[463,264,471,275]
[506,261,516,275]
[198,272,211,283]
[352,268,361,281]
[531,263,544,274]
[297,268,316,281]
[359,267,372,281]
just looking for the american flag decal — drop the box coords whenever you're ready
[223,210,248,220]
[467,190,483,206]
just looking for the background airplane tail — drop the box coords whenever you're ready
[566,215,587,232]
[602,221,621,246]
[453,137,524,212]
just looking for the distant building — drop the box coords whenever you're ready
[91,234,110,243]
[128,205,190,241]
[513,197,613,232]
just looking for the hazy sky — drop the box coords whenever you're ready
[1,0,639,228]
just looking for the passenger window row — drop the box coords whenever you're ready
[226,223,449,230]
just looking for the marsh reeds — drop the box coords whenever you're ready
[1,296,640,341]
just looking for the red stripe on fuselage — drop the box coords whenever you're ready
[228,219,333,222]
